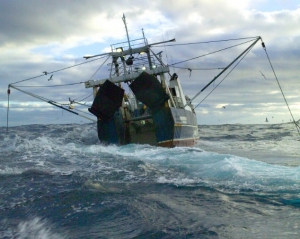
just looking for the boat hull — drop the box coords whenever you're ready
[96,107,199,148]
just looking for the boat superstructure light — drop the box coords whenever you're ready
[116,47,123,52]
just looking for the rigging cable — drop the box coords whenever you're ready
[88,55,110,81]
[188,37,261,105]
[10,56,110,113]
[71,93,93,103]
[172,66,225,71]
[194,42,254,109]
[13,82,83,87]
[71,55,110,104]
[152,36,260,47]
[262,42,300,136]
[10,55,108,85]
[8,85,96,122]
[6,88,10,135]
[169,39,256,67]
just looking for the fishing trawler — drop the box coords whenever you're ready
[85,15,198,147]
[9,15,276,146]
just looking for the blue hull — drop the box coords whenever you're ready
[97,107,198,147]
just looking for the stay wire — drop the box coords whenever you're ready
[262,43,300,136]
[169,39,256,66]
[13,82,83,87]
[18,87,55,103]
[74,93,93,103]
[10,55,107,85]
[10,55,110,112]
[87,55,110,81]
[194,43,254,109]
[152,36,259,47]
[12,85,73,108]
[6,89,10,135]
[69,55,111,104]
[172,66,224,71]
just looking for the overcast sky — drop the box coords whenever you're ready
[1,0,300,127]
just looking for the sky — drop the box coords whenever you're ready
[1,0,300,127]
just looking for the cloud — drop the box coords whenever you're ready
[1,0,300,126]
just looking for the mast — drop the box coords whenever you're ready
[84,14,175,88]
[122,14,132,54]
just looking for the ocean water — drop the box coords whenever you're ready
[0,123,299,239]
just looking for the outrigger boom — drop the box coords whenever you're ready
[83,38,176,60]
[187,36,262,106]
[8,84,97,122]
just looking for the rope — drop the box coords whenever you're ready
[262,42,300,136]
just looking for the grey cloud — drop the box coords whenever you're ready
[1,0,300,126]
